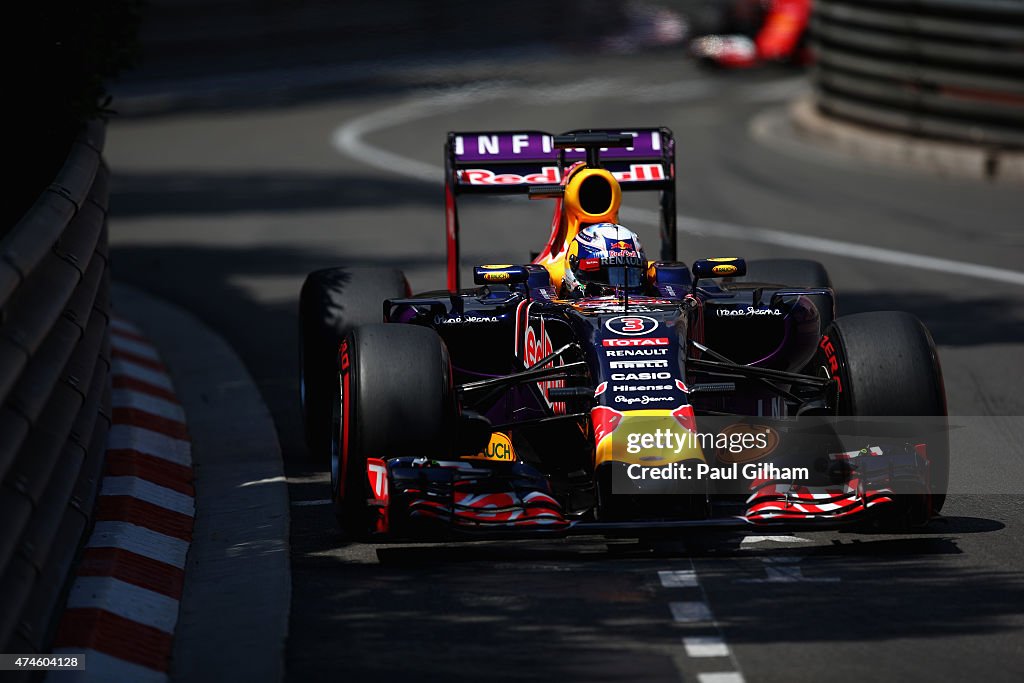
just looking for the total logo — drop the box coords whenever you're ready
[604,315,660,336]
[603,337,669,347]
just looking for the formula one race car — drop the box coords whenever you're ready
[689,0,811,68]
[299,128,948,540]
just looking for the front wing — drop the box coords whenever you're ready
[361,445,934,540]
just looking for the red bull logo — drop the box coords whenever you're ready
[609,240,633,251]
[523,317,566,415]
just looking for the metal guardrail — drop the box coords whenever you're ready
[0,121,112,655]
[811,0,1024,149]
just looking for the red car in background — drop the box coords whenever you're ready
[690,0,812,68]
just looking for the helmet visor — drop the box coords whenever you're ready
[606,265,644,289]
[578,260,645,290]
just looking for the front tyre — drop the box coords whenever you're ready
[299,267,408,461]
[815,311,949,516]
[331,323,456,539]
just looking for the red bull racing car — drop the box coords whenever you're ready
[299,128,948,540]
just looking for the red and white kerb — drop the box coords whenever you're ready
[50,318,194,683]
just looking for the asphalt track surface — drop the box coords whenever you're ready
[106,50,1024,682]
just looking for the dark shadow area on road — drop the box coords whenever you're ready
[109,243,445,467]
[111,171,439,216]
[283,485,1021,683]
[690,536,1024,647]
[839,291,1024,347]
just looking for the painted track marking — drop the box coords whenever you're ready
[735,556,840,583]
[657,558,746,683]
[660,569,699,588]
[332,85,1024,287]
[699,673,746,683]
[670,601,714,623]
[684,636,731,658]
[739,535,810,546]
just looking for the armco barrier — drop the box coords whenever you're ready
[0,121,112,660]
[811,0,1024,149]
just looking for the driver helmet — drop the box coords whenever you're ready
[563,223,648,297]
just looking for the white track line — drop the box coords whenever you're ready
[699,673,746,683]
[666,210,1024,287]
[659,569,699,588]
[735,556,840,583]
[659,559,748,683]
[240,475,288,488]
[670,601,714,623]
[332,85,1024,288]
[684,636,731,658]
[739,535,810,546]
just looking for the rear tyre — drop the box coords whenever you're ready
[299,267,408,461]
[813,311,949,516]
[733,258,831,288]
[331,323,456,538]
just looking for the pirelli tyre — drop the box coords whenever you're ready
[331,323,456,538]
[727,258,834,334]
[299,267,409,461]
[814,311,949,518]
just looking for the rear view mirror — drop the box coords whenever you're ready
[473,264,529,285]
[692,257,747,280]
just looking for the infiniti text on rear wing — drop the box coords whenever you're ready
[446,128,674,192]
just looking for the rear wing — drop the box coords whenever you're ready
[444,128,677,290]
